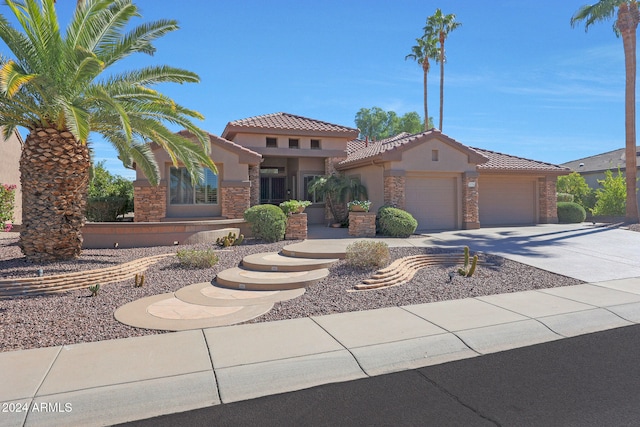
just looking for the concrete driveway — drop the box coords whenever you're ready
[415,223,640,282]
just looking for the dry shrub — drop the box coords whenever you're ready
[176,249,219,268]
[345,241,390,269]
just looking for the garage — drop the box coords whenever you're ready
[405,176,458,231]
[479,176,537,226]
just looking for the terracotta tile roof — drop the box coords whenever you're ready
[340,130,486,167]
[176,130,262,164]
[472,147,570,173]
[561,146,640,173]
[222,112,360,139]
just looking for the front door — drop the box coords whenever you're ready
[260,176,286,204]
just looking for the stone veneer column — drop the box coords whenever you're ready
[221,182,251,219]
[383,171,406,209]
[463,172,480,229]
[249,165,260,207]
[133,180,167,222]
[538,176,559,224]
[285,213,307,240]
[349,212,376,237]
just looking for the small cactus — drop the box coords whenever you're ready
[88,284,100,297]
[458,246,478,277]
[134,274,146,287]
[216,232,244,247]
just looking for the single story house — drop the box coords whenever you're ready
[0,128,24,227]
[561,147,640,213]
[134,112,569,231]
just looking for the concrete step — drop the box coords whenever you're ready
[281,241,347,259]
[215,267,330,291]
[242,252,338,272]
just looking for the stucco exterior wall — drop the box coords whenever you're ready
[231,133,348,153]
[344,164,385,211]
[0,130,23,225]
[389,138,477,172]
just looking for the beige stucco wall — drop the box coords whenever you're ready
[390,138,477,173]
[232,132,349,153]
[344,164,385,211]
[0,129,23,225]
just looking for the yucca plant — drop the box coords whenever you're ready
[0,0,216,262]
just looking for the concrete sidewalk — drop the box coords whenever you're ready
[3,223,640,426]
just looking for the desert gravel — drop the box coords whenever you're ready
[0,232,583,353]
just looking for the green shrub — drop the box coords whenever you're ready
[556,193,574,203]
[557,172,593,209]
[557,202,586,223]
[376,206,418,237]
[176,249,219,268]
[86,196,130,222]
[345,241,390,269]
[591,169,626,216]
[243,205,287,242]
[87,161,133,221]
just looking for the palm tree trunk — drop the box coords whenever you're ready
[439,33,445,131]
[423,61,429,131]
[618,2,640,223]
[19,128,91,261]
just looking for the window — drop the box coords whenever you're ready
[289,138,299,149]
[266,137,277,148]
[311,139,321,150]
[169,167,218,205]
[432,149,439,161]
[303,174,324,203]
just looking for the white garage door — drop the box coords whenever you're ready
[405,176,457,231]
[479,177,536,226]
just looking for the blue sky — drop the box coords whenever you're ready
[6,1,633,179]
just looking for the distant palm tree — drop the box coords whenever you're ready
[571,0,640,223]
[0,0,217,261]
[405,35,438,131]
[425,9,461,131]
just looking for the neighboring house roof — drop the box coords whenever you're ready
[337,129,488,169]
[472,147,570,175]
[222,112,360,140]
[171,130,262,165]
[560,146,640,173]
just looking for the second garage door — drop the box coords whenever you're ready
[405,176,457,231]
[479,176,537,226]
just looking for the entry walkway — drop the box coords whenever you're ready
[2,223,640,426]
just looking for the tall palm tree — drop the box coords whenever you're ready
[425,9,461,131]
[571,1,640,223]
[0,0,217,261]
[405,35,438,131]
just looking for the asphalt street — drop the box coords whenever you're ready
[119,323,640,427]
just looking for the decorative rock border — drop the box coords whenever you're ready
[353,254,486,291]
[0,253,173,298]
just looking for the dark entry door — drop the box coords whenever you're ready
[260,176,286,204]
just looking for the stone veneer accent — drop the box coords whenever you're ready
[249,165,260,207]
[463,172,480,229]
[285,213,307,240]
[538,176,558,224]
[221,184,250,219]
[349,212,376,237]
[134,181,167,222]
[383,175,406,209]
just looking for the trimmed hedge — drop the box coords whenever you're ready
[376,206,417,237]
[243,204,287,242]
[557,202,586,223]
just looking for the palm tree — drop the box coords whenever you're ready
[425,9,461,132]
[0,0,217,261]
[571,1,640,223]
[405,35,438,131]
[307,175,368,224]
